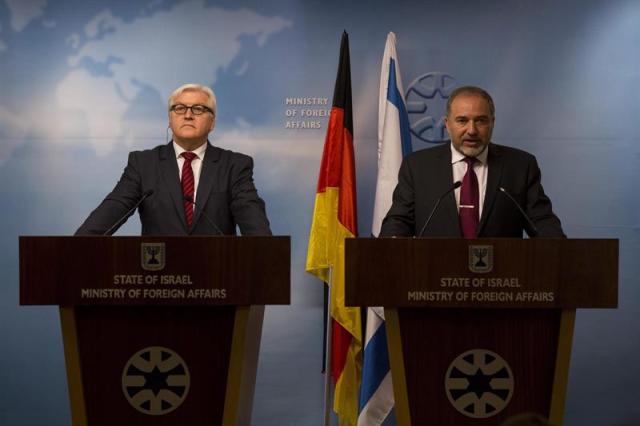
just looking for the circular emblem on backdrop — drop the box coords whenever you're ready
[405,72,456,144]
[122,346,190,415]
[444,349,514,418]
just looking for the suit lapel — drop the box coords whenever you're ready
[435,145,461,236]
[478,144,503,236]
[159,142,188,233]
[192,142,221,231]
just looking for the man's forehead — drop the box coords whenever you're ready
[174,89,209,102]
[450,94,492,116]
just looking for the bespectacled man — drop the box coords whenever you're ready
[76,83,271,236]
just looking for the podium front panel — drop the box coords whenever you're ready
[397,308,560,425]
[72,306,235,425]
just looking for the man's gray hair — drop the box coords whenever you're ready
[446,86,495,118]
[168,83,217,116]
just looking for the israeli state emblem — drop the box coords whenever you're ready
[122,346,190,415]
[444,349,514,418]
[141,243,165,271]
[469,245,493,273]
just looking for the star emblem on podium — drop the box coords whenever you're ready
[122,346,190,415]
[445,349,514,418]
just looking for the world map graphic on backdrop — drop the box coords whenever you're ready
[0,0,292,159]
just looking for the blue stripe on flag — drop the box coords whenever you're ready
[386,58,413,157]
[358,322,390,410]
[359,35,410,425]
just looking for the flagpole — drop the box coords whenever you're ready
[322,268,333,426]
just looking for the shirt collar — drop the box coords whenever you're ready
[173,140,207,160]
[450,142,489,165]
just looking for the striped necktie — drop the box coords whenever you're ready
[181,151,198,228]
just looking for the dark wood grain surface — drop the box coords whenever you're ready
[346,238,617,308]
[20,236,290,305]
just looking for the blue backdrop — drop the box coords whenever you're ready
[1,0,638,424]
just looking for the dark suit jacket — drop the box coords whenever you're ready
[380,143,564,238]
[76,142,271,236]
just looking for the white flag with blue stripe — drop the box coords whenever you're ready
[358,32,412,426]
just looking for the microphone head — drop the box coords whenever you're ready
[453,181,462,189]
[499,187,506,193]
[183,195,194,203]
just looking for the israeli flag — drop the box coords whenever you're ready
[358,32,412,426]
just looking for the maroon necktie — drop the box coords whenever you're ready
[181,152,197,228]
[459,157,479,238]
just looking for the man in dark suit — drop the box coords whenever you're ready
[380,86,563,238]
[76,83,271,236]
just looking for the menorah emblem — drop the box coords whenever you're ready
[141,243,166,271]
[469,245,493,273]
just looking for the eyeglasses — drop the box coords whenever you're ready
[170,104,213,116]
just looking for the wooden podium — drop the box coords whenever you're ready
[20,236,290,426]
[346,238,617,425]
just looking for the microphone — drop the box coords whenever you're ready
[498,187,538,237]
[103,190,154,236]
[183,195,225,236]
[417,181,462,237]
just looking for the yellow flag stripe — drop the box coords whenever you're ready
[306,188,362,426]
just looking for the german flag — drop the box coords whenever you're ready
[306,31,361,426]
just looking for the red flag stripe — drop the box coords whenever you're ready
[314,107,358,236]
[331,319,352,383]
